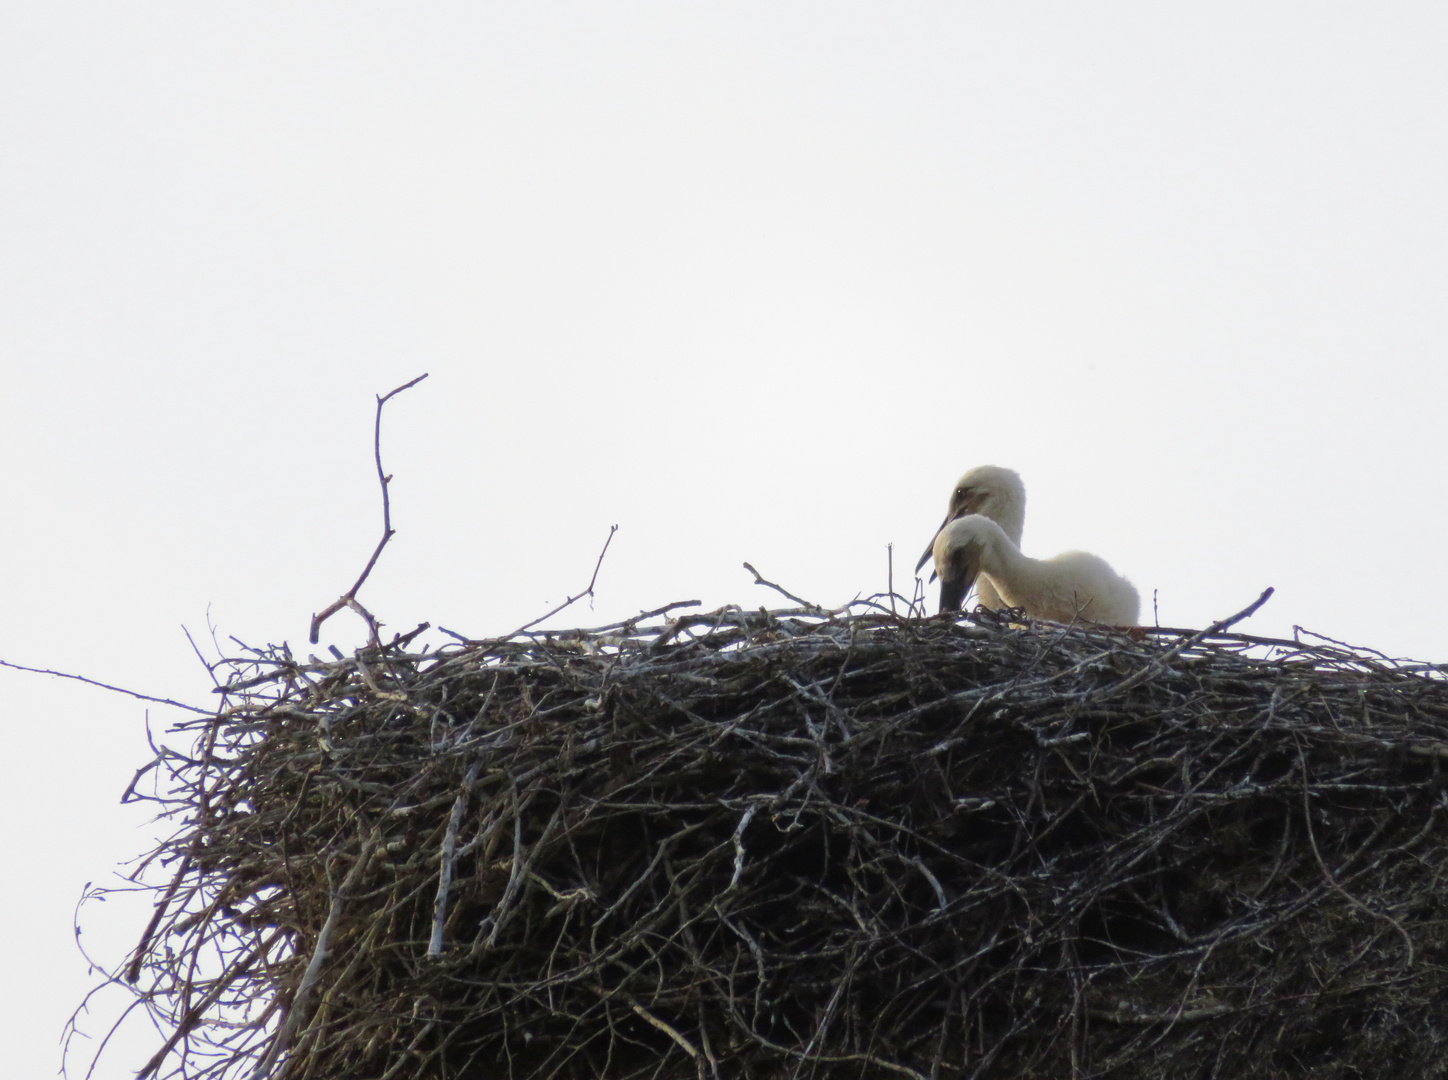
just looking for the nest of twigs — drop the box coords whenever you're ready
[112,598,1448,1080]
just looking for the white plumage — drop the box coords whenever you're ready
[914,465,1026,611]
[931,514,1140,626]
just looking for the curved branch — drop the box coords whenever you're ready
[310,374,429,645]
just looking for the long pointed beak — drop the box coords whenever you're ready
[915,514,952,578]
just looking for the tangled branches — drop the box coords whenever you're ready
[104,603,1448,1079]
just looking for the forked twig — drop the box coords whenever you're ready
[742,562,824,613]
[310,374,429,645]
[506,525,618,638]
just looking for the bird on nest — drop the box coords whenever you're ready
[917,465,1139,626]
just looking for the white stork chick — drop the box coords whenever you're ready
[932,514,1140,626]
[915,465,1026,610]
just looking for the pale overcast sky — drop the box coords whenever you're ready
[4,4,1446,1076]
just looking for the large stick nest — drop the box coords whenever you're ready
[115,602,1448,1079]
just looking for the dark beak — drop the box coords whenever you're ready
[915,514,952,579]
[938,572,973,613]
[935,534,982,615]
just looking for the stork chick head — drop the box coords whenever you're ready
[944,465,1024,527]
[933,515,991,613]
[916,465,1025,576]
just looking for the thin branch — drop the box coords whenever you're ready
[1093,587,1274,702]
[887,543,897,617]
[585,984,703,1062]
[441,599,702,645]
[506,525,618,638]
[135,929,284,1080]
[248,836,378,1079]
[125,852,194,983]
[310,373,429,645]
[0,658,209,713]
[630,1002,702,1061]
[180,625,222,688]
[1088,1002,1234,1024]
[1298,741,1415,968]
[1185,585,1276,642]
[742,562,824,613]
[428,760,484,957]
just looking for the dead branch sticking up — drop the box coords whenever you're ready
[310,374,428,646]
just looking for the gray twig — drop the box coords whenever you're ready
[742,562,824,613]
[506,525,618,638]
[428,760,484,957]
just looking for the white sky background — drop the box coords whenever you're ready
[2,3,1446,1075]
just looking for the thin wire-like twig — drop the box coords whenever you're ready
[0,657,209,713]
[505,524,618,638]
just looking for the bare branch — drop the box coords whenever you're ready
[0,657,209,713]
[1093,587,1275,702]
[506,524,618,638]
[248,836,379,1079]
[310,373,429,645]
[428,760,483,957]
[742,562,824,613]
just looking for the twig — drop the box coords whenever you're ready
[887,544,897,616]
[909,857,949,910]
[248,835,379,1078]
[1297,742,1415,968]
[391,621,431,649]
[135,929,284,1080]
[125,851,194,983]
[742,562,824,613]
[505,525,618,638]
[0,658,209,713]
[1088,1001,1234,1024]
[120,751,165,805]
[376,1022,438,1080]
[310,373,429,645]
[728,805,756,891]
[439,599,703,648]
[581,600,703,635]
[428,760,484,957]
[477,792,526,951]
[586,984,702,1061]
[1093,587,1274,701]
[630,1003,702,1060]
[181,625,222,687]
